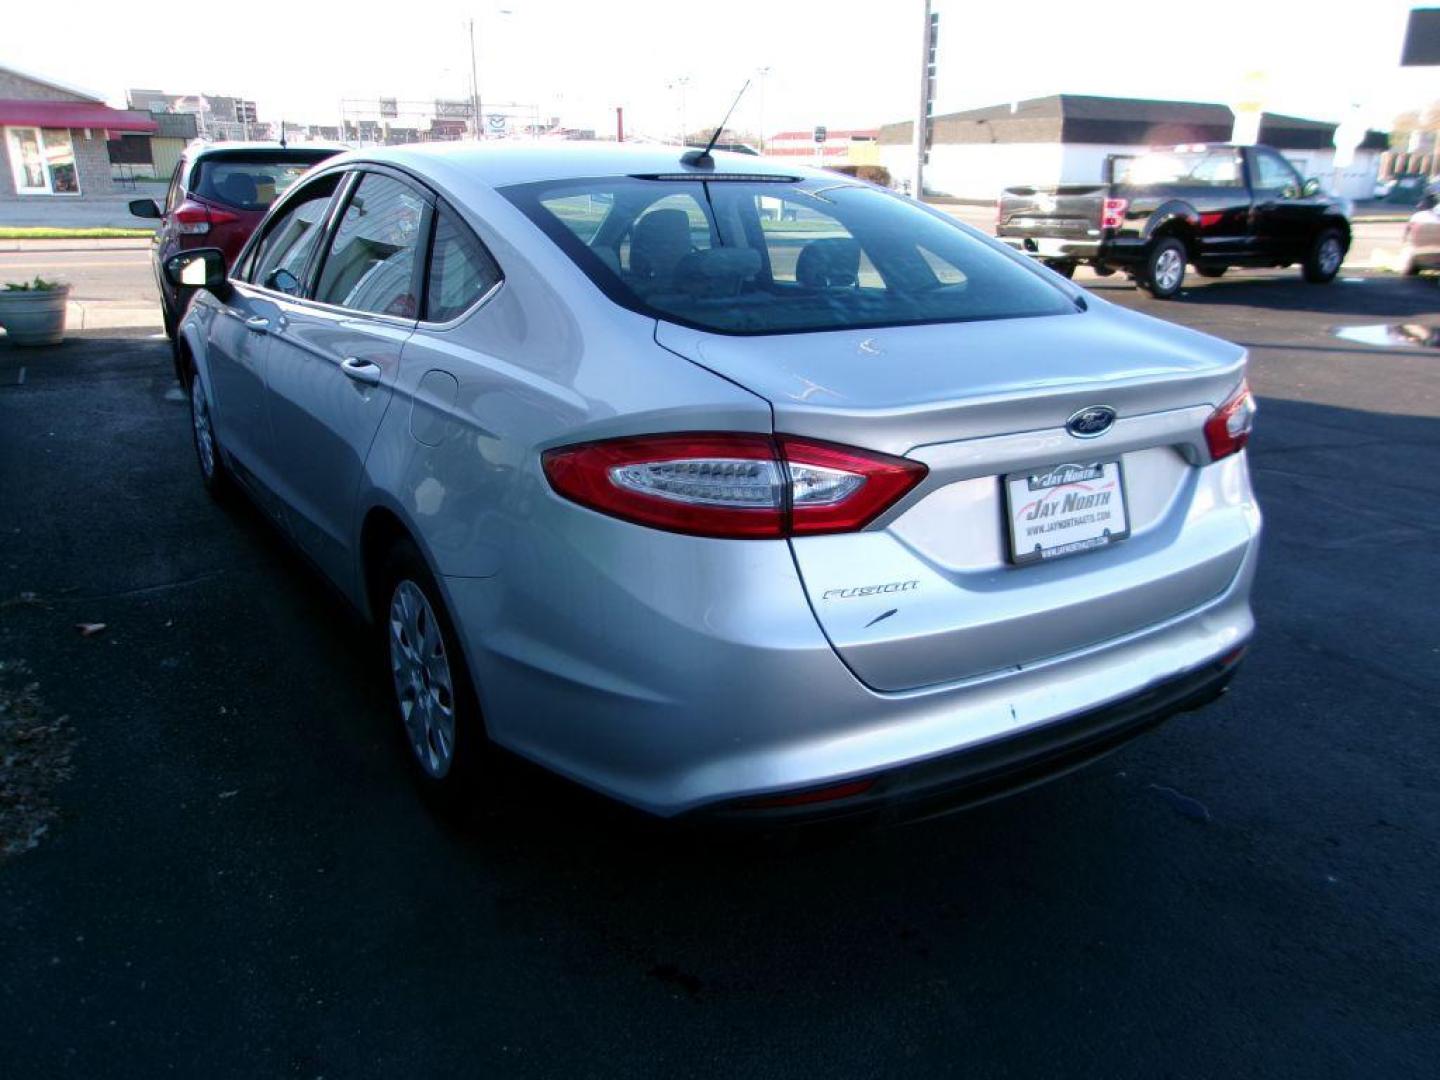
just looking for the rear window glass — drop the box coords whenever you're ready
[191,151,338,211]
[501,177,1073,335]
[1114,149,1242,187]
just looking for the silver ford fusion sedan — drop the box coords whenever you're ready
[165,142,1260,821]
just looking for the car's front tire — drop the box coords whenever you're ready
[1302,229,1345,283]
[1140,237,1187,299]
[188,368,233,501]
[1042,259,1076,279]
[380,540,488,807]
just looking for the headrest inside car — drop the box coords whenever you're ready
[796,238,861,288]
[674,248,762,298]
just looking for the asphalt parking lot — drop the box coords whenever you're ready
[1,267,1438,1077]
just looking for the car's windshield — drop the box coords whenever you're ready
[502,176,1074,335]
[191,151,337,212]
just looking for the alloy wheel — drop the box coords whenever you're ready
[191,378,216,481]
[1154,248,1184,293]
[388,580,457,779]
[1319,237,1343,277]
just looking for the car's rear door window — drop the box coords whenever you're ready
[313,173,427,318]
[504,176,1073,335]
[424,206,502,322]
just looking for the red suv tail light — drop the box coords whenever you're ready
[1203,381,1257,461]
[1101,197,1129,229]
[541,433,928,539]
[173,200,240,235]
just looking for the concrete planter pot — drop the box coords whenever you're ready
[0,285,70,347]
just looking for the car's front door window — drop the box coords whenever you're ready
[313,173,427,318]
[1252,149,1303,197]
[250,175,341,296]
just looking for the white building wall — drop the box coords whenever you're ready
[879,142,1065,200]
[880,140,1383,202]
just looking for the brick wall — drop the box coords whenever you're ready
[0,71,92,103]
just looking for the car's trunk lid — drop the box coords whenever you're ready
[656,307,1254,691]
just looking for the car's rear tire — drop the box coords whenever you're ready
[1195,265,1227,278]
[1302,229,1345,283]
[1043,259,1076,279]
[1139,237,1187,299]
[188,365,233,502]
[379,539,488,809]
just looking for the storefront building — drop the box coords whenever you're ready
[0,64,157,199]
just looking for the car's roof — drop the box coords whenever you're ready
[327,140,812,188]
[186,140,348,160]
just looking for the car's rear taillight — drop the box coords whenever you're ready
[541,433,928,539]
[173,200,240,235]
[1101,197,1129,230]
[1203,381,1257,461]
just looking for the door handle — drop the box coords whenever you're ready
[339,357,383,386]
[245,316,270,333]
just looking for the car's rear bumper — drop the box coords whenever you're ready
[997,234,1149,266]
[443,496,1259,819]
[695,645,1246,826]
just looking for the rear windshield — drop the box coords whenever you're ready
[501,176,1074,335]
[191,151,338,212]
[1113,148,1242,187]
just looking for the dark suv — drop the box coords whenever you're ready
[996,143,1352,298]
[131,143,342,338]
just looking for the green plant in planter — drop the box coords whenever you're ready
[4,276,65,291]
[0,275,70,346]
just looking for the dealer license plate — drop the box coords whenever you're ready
[1005,461,1130,565]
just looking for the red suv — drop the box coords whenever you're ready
[131,143,342,339]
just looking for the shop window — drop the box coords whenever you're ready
[5,126,80,195]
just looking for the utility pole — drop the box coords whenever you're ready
[911,0,937,200]
[756,66,771,152]
[469,18,483,139]
[616,106,624,143]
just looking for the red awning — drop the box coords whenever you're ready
[0,100,158,134]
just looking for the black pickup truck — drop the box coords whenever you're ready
[996,143,1352,298]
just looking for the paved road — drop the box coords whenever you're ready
[0,245,157,305]
[1,273,1437,1077]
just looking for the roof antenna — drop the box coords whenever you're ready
[681,78,751,168]
[279,119,287,148]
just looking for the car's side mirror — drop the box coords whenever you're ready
[265,267,302,296]
[129,198,162,219]
[1301,177,1323,198]
[164,248,231,299]
[1420,193,1439,212]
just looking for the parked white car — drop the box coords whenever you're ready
[1399,189,1440,277]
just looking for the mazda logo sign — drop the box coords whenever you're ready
[1066,405,1117,438]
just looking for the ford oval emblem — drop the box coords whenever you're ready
[1066,405,1116,438]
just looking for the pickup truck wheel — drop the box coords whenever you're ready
[1195,266,1227,279]
[1140,238,1187,299]
[1303,229,1345,283]
[1042,259,1076,279]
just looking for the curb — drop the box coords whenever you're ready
[64,301,163,331]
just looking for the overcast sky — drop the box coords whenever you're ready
[5,0,1434,140]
